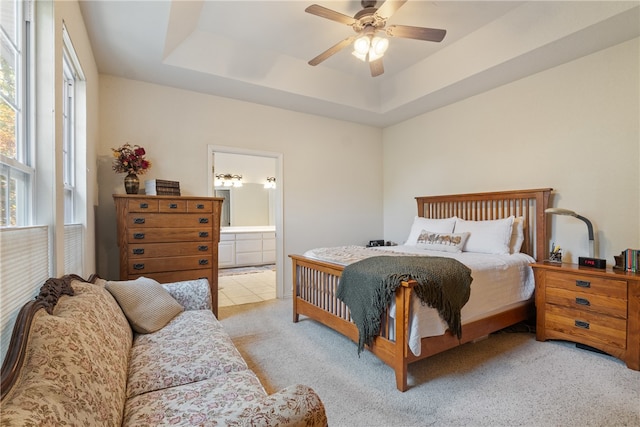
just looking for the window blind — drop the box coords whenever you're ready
[64,223,83,276]
[0,226,49,362]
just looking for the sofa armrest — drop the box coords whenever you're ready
[236,384,328,427]
[162,278,212,311]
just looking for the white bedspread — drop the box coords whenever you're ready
[303,245,535,356]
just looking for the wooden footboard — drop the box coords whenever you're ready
[290,188,552,391]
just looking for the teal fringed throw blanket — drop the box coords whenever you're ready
[336,256,473,354]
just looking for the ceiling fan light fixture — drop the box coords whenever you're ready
[353,35,371,54]
[369,36,389,60]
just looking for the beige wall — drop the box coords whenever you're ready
[383,38,639,264]
[96,76,383,295]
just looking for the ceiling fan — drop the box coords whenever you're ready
[305,0,446,77]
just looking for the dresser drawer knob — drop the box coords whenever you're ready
[133,263,145,270]
[139,203,148,209]
[133,233,145,239]
[199,232,209,238]
[169,203,178,209]
[575,320,590,329]
[575,297,590,306]
[199,259,209,265]
[196,204,204,209]
[199,217,209,224]
[133,217,145,224]
[198,245,208,251]
[575,280,591,288]
[132,248,145,255]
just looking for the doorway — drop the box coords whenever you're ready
[208,145,284,304]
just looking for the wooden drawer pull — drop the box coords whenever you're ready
[575,320,590,329]
[199,217,209,224]
[198,245,209,251]
[575,297,590,306]
[133,263,145,270]
[196,204,205,209]
[199,232,209,238]
[133,217,145,224]
[132,248,145,255]
[139,203,148,209]
[169,203,178,209]
[575,280,591,288]
[133,233,145,239]
[199,259,209,265]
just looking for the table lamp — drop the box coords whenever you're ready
[545,207,605,269]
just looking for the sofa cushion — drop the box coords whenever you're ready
[126,310,250,399]
[0,280,132,425]
[106,277,184,333]
[123,370,266,426]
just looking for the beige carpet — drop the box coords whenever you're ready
[219,298,640,427]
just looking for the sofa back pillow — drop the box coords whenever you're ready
[1,280,132,425]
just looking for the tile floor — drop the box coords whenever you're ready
[218,269,276,307]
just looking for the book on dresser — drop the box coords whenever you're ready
[144,179,181,196]
[113,194,223,316]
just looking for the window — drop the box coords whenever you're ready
[62,26,85,276]
[62,48,75,223]
[1,0,33,227]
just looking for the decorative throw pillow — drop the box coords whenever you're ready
[405,216,457,246]
[415,230,470,253]
[454,216,515,255]
[105,277,183,334]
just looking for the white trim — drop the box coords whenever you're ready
[208,145,285,299]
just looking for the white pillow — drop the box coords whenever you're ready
[405,216,456,246]
[454,216,515,255]
[416,230,470,253]
[509,217,525,254]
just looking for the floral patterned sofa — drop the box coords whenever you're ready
[0,275,327,426]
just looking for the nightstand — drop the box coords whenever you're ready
[532,262,640,370]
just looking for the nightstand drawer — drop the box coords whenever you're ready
[545,304,627,350]
[545,287,627,319]
[545,271,627,298]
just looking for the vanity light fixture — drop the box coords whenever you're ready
[264,177,276,189]
[215,174,243,188]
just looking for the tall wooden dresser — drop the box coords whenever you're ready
[114,195,223,316]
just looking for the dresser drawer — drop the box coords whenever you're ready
[545,287,627,319]
[127,198,159,212]
[158,199,187,212]
[127,228,212,243]
[128,255,213,274]
[187,200,213,213]
[544,271,627,299]
[545,304,627,350]
[129,242,212,258]
[126,213,213,228]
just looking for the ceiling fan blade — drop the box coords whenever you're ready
[386,25,446,42]
[305,4,356,26]
[374,0,407,20]
[370,58,384,77]
[308,36,357,66]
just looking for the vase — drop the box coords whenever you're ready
[124,173,139,194]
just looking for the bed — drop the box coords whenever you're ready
[290,188,552,391]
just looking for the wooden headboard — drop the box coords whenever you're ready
[416,188,552,261]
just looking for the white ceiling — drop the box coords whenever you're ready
[79,1,640,127]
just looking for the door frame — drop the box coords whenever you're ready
[207,145,284,299]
